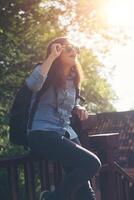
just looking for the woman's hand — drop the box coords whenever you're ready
[50,43,63,60]
[39,43,63,76]
[73,106,89,121]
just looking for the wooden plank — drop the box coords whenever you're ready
[24,160,35,200]
[39,160,50,191]
[8,165,19,200]
[53,161,63,189]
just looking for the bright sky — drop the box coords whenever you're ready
[103,41,134,111]
[69,0,134,111]
[102,0,134,111]
[41,0,134,111]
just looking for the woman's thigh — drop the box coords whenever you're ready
[28,130,101,170]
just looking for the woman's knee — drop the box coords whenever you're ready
[91,153,101,171]
[81,151,101,176]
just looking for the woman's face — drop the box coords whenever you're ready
[59,42,79,68]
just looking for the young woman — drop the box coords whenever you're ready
[26,37,101,200]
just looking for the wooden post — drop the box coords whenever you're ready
[88,133,119,200]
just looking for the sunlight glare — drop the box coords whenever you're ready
[104,0,134,28]
[104,41,134,111]
[68,0,134,111]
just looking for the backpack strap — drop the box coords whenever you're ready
[28,77,50,129]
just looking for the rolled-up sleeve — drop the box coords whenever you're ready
[25,65,48,92]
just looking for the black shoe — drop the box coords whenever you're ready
[39,190,50,200]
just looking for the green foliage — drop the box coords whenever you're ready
[0,0,65,135]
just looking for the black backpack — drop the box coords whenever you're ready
[9,77,51,148]
[9,84,32,147]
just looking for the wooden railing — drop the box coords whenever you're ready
[114,162,134,200]
[87,132,134,200]
[0,154,64,200]
[0,117,134,200]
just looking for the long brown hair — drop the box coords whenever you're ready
[45,37,83,89]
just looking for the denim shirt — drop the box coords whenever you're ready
[26,65,80,139]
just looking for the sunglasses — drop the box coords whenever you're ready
[62,44,80,54]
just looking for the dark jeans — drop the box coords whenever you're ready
[27,131,101,200]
